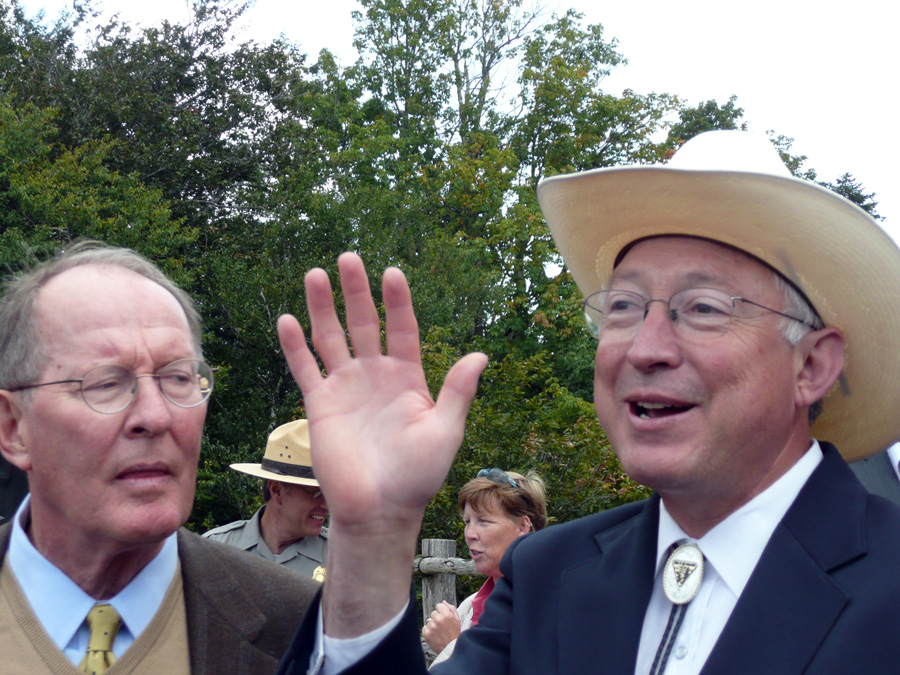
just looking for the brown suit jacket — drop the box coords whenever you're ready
[0,522,317,674]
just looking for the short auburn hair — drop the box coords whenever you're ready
[458,470,547,532]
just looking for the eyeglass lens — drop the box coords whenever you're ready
[299,486,324,500]
[81,359,214,414]
[583,288,739,340]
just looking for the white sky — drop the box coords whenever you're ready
[20,0,900,238]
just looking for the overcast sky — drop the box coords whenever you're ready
[20,0,899,239]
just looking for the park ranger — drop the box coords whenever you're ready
[204,420,328,581]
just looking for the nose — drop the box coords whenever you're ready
[124,375,173,436]
[626,301,683,372]
[464,523,478,542]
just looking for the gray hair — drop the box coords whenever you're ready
[0,241,202,395]
[773,273,827,423]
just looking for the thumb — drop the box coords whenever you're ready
[435,352,488,425]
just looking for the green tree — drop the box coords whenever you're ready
[12,0,842,542]
[820,173,881,220]
[666,95,744,150]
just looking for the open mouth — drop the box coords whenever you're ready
[631,401,693,419]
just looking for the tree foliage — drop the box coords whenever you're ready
[0,0,881,544]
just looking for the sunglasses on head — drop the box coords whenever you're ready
[476,468,518,489]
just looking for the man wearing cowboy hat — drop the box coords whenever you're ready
[274,130,900,674]
[204,420,328,580]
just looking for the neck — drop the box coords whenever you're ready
[259,504,303,555]
[25,511,164,600]
[660,434,813,539]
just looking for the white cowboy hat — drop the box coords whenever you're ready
[230,419,319,486]
[537,130,900,462]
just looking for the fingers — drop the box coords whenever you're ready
[383,266,422,363]
[277,314,323,394]
[435,352,488,429]
[302,266,353,371]
[338,252,383,359]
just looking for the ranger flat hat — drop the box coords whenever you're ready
[537,130,900,462]
[231,419,319,486]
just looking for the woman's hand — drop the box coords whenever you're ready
[423,601,462,654]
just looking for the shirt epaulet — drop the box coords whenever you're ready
[202,520,248,538]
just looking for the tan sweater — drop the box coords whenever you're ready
[0,553,191,674]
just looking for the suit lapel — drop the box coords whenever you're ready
[558,497,659,674]
[702,445,864,673]
[179,529,276,675]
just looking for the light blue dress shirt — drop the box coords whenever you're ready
[7,496,178,665]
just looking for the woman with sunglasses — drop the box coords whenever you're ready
[423,469,547,667]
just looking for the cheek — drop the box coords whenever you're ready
[172,408,206,457]
[593,343,620,399]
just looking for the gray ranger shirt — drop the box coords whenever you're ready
[203,505,327,581]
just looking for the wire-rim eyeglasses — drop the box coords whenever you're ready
[582,287,821,340]
[7,358,215,414]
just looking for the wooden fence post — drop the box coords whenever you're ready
[421,538,457,620]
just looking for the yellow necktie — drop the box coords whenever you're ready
[79,603,122,674]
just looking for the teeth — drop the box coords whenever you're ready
[636,401,675,419]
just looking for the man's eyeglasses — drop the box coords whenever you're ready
[8,359,214,414]
[477,468,518,489]
[298,485,325,500]
[582,287,820,341]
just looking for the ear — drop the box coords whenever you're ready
[517,516,533,536]
[267,479,284,502]
[794,327,845,411]
[0,391,31,471]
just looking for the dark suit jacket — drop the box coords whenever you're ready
[850,449,900,505]
[0,523,318,674]
[278,443,900,674]
[0,454,28,526]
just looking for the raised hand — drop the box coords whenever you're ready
[423,601,462,654]
[278,252,487,637]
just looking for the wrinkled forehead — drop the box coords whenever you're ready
[614,235,768,273]
[609,235,794,296]
[35,265,194,353]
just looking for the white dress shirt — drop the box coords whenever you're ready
[886,443,900,483]
[634,441,822,674]
[7,496,179,665]
[310,441,824,675]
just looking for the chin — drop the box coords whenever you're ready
[116,504,189,545]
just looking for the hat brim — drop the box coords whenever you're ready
[230,463,320,487]
[538,165,900,462]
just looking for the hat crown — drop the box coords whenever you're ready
[669,130,792,178]
[228,419,319,486]
[263,420,312,466]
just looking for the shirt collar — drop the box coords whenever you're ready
[886,443,900,483]
[655,440,823,596]
[8,495,179,652]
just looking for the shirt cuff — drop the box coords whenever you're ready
[309,599,409,675]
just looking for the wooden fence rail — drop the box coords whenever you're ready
[414,538,483,661]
